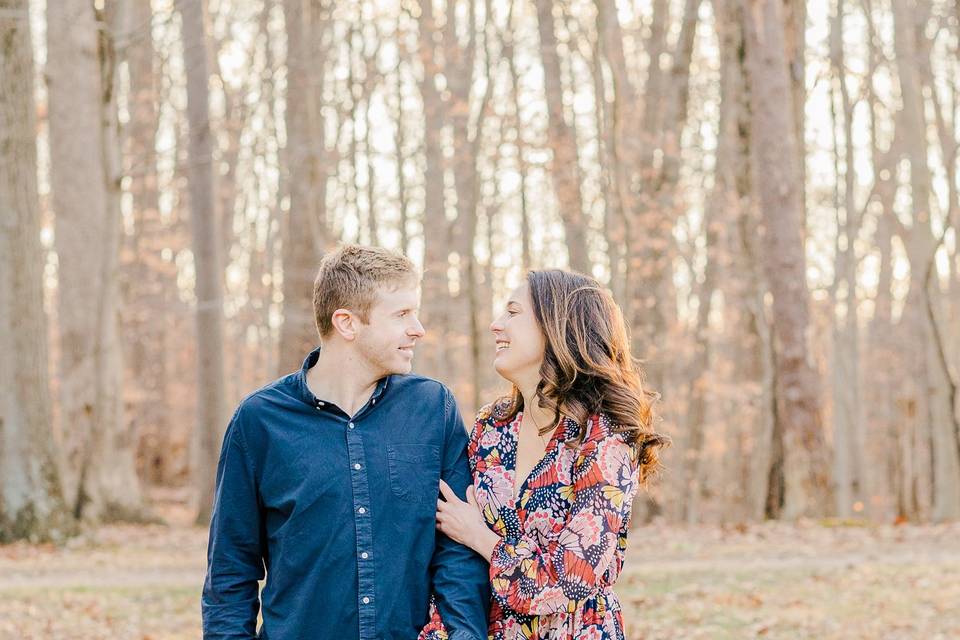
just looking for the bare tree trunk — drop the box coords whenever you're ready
[918,8,960,521]
[415,0,453,380]
[870,208,904,518]
[365,93,380,246]
[446,0,496,410]
[505,23,532,272]
[278,0,329,374]
[597,0,662,379]
[590,11,624,299]
[120,0,177,486]
[47,0,143,521]
[861,0,904,520]
[828,0,865,517]
[392,53,410,255]
[178,0,226,524]
[534,0,590,273]
[596,0,696,396]
[784,0,806,213]
[890,0,958,520]
[705,0,778,522]
[680,216,716,523]
[0,0,75,541]
[741,0,833,518]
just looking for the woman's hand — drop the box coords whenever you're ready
[436,479,501,561]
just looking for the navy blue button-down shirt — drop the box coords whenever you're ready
[202,348,491,639]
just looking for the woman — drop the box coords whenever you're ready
[421,269,668,640]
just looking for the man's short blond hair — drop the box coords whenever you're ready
[313,244,419,339]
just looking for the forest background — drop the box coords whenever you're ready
[1,0,959,637]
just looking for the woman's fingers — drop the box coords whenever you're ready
[438,479,460,503]
[466,485,477,507]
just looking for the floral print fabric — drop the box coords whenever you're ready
[421,402,641,640]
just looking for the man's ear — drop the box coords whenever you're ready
[330,308,357,341]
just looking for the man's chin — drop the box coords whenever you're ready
[388,355,414,375]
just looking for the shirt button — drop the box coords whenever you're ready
[353,463,362,470]
[361,552,369,559]
[358,507,366,514]
[348,422,355,429]
[362,597,370,604]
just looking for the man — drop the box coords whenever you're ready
[202,245,490,639]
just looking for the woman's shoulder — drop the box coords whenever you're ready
[475,396,515,427]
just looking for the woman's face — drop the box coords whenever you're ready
[489,282,546,387]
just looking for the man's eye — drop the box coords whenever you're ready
[399,311,408,317]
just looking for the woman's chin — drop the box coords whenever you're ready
[492,357,514,382]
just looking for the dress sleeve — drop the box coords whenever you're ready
[488,418,641,617]
[466,406,489,478]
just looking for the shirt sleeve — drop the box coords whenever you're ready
[201,408,266,639]
[428,389,492,640]
[488,421,641,617]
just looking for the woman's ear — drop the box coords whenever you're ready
[330,308,357,341]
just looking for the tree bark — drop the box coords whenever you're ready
[0,0,75,542]
[828,0,865,517]
[393,51,410,255]
[741,0,834,517]
[47,0,143,520]
[415,0,453,381]
[890,0,958,520]
[278,0,330,374]
[596,0,697,394]
[506,20,532,273]
[177,0,227,524]
[534,0,590,273]
[447,0,495,411]
[119,0,177,486]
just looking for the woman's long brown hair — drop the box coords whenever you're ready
[498,269,669,484]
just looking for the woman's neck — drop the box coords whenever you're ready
[518,384,559,433]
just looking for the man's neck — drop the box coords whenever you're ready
[306,344,383,417]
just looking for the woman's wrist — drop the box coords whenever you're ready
[471,526,501,561]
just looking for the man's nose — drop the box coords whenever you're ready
[410,318,425,337]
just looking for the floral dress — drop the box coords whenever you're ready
[420,401,642,640]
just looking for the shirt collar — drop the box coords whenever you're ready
[294,346,391,409]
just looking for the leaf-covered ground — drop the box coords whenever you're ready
[618,521,960,639]
[2,512,958,639]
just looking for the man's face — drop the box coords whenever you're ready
[353,282,425,376]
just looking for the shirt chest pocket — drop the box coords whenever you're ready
[386,444,440,503]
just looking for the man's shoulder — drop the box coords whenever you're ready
[232,373,299,421]
[388,375,466,431]
[388,373,452,400]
